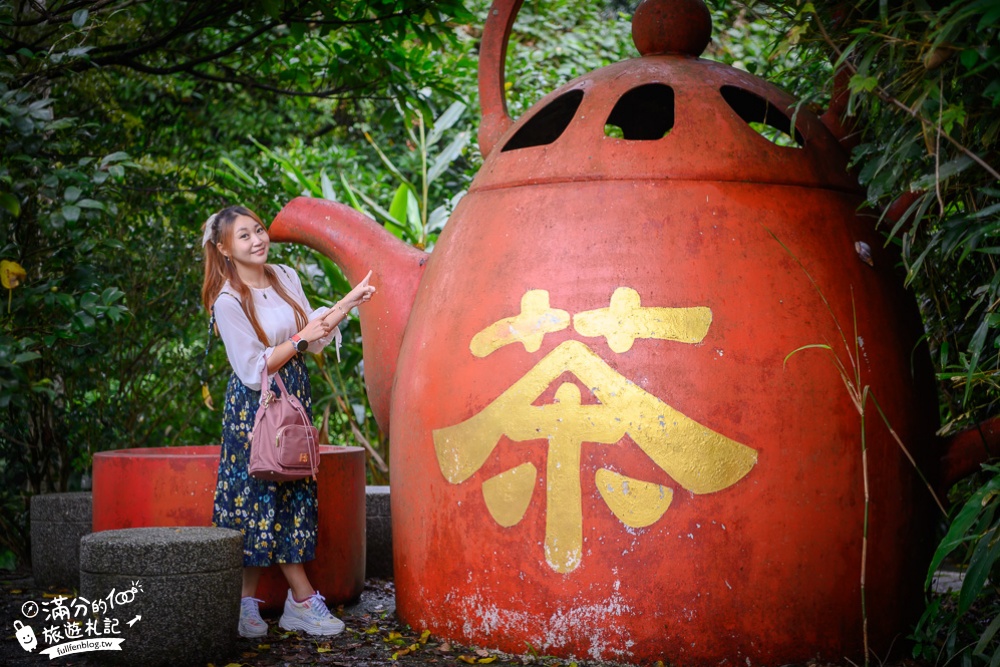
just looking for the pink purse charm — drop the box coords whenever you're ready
[248,366,320,481]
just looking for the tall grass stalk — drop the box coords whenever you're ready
[771,228,948,665]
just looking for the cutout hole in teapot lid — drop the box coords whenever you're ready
[604,83,675,141]
[502,89,584,152]
[721,85,805,148]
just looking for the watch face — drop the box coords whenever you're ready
[296,338,309,352]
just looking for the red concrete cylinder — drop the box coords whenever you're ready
[92,445,366,609]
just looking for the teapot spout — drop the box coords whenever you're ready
[270,197,428,433]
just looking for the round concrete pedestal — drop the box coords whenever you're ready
[30,491,92,588]
[80,527,241,666]
[93,446,366,610]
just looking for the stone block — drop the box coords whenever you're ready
[366,485,393,578]
[79,527,242,667]
[31,492,92,588]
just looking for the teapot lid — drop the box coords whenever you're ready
[474,0,857,193]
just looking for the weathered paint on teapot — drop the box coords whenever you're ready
[269,0,976,662]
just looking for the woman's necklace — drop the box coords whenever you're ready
[246,275,270,298]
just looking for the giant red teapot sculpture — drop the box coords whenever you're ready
[269,0,984,662]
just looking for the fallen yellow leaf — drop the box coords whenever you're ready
[387,631,403,640]
[458,655,477,664]
[317,647,332,653]
[256,644,270,650]
[366,624,379,634]
[396,647,412,657]
[419,629,431,644]
[202,384,215,411]
[1,260,25,290]
[478,658,496,664]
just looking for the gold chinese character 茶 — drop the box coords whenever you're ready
[433,288,757,573]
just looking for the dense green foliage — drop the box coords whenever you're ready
[0,0,471,562]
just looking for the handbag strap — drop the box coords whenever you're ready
[200,291,238,409]
[258,365,294,408]
[257,364,319,479]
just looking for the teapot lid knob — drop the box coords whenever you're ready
[632,0,712,57]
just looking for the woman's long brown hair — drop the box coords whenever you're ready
[201,205,308,345]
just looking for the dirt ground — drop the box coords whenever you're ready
[1,566,574,667]
[2,565,930,667]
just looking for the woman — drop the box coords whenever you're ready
[201,205,375,638]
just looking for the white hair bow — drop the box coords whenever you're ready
[201,213,218,247]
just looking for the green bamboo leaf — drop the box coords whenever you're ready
[958,525,1000,614]
[389,184,414,229]
[964,317,990,404]
[250,136,319,195]
[219,157,256,186]
[363,132,414,191]
[314,254,351,294]
[427,130,470,185]
[426,101,467,147]
[392,99,421,147]
[320,171,337,201]
[925,472,1000,587]
[973,613,1000,658]
[351,188,412,242]
[388,183,424,242]
[338,173,369,215]
[406,189,421,230]
[911,156,974,191]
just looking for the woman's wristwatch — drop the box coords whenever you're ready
[288,334,309,353]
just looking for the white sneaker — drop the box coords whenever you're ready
[278,590,345,636]
[239,597,268,638]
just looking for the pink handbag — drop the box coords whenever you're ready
[248,366,320,481]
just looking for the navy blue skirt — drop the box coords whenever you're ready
[212,355,318,567]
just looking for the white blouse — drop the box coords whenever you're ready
[214,264,336,390]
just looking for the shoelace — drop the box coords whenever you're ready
[303,592,332,619]
[242,597,265,619]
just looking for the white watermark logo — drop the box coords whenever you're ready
[12,581,143,659]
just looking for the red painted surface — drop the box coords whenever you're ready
[92,445,366,610]
[269,200,426,434]
[264,0,982,663]
[631,0,711,57]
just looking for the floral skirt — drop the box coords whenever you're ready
[212,355,318,567]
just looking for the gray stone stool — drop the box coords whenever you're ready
[79,527,242,667]
[366,485,393,578]
[31,492,92,588]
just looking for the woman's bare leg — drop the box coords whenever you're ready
[242,566,262,598]
[278,563,315,601]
